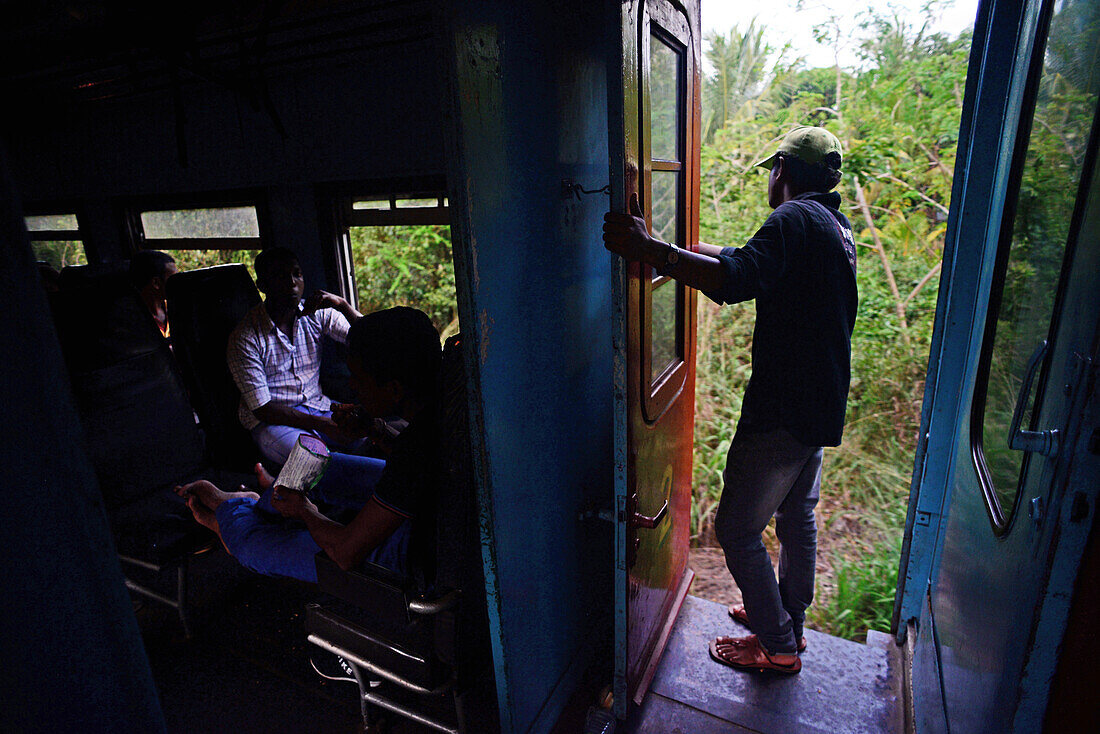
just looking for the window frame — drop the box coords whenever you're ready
[968,0,1097,534]
[330,181,451,311]
[23,202,88,267]
[640,5,693,422]
[123,190,270,253]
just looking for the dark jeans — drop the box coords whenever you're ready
[714,427,822,654]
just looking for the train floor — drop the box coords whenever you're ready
[134,550,904,734]
[629,594,906,734]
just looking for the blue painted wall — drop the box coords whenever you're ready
[443,2,615,731]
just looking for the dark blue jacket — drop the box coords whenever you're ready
[703,191,858,447]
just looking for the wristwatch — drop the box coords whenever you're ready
[658,241,680,275]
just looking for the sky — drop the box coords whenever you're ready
[701,0,979,69]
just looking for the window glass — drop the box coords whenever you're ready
[978,0,1100,522]
[352,199,392,210]
[650,34,680,162]
[25,214,79,232]
[25,212,85,269]
[650,279,679,382]
[161,249,259,273]
[651,170,680,244]
[32,241,87,270]
[348,224,458,338]
[140,206,259,239]
[395,198,442,209]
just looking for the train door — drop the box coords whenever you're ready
[896,0,1100,730]
[608,0,699,717]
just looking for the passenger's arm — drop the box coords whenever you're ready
[603,194,729,294]
[304,290,361,322]
[252,401,337,433]
[272,492,405,571]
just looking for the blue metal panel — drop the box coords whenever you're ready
[895,0,1038,634]
[443,2,616,731]
[1011,123,1100,733]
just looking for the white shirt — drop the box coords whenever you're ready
[227,302,350,430]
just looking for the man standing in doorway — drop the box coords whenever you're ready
[603,126,857,674]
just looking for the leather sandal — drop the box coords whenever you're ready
[727,604,807,653]
[709,634,801,675]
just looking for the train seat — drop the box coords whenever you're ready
[48,278,247,635]
[304,334,495,734]
[166,264,263,472]
[57,260,129,290]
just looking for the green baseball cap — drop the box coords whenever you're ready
[754,126,843,170]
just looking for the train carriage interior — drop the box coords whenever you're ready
[3,0,1100,733]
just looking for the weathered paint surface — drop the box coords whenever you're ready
[443,2,617,731]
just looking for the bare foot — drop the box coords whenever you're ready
[175,479,259,513]
[186,496,219,533]
[251,462,275,492]
[185,497,235,555]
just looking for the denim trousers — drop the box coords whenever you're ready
[214,451,409,583]
[714,427,823,654]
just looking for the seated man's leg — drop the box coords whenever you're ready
[310,452,387,511]
[215,495,322,583]
[251,421,318,465]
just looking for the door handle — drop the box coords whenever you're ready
[628,493,668,529]
[1008,340,1060,458]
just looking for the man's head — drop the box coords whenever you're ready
[346,307,442,417]
[755,126,843,207]
[254,247,304,306]
[129,250,178,297]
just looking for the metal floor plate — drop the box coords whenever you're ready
[631,595,904,734]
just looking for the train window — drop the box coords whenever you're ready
[134,204,262,271]
[971,0,1100,530]
[339,193,457,339]
[25,212,87,269]
[641,18,691,420]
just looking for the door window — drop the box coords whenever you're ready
[642,22,691,419]
[971,0,1100,529]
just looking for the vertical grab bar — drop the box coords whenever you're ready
[1008,340,1060,458]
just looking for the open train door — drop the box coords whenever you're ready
[894,0,1100,730]
[607,0,700,718]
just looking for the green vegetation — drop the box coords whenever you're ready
[693,5,971,640]
[348,225,458,338]
[32,240,87,270]
[164,249,259,273]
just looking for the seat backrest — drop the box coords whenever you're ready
[311,334,490,688]
[166,264,262,471]
[50,282,205,509]
[58,261,129,291]
[430,334,490,682]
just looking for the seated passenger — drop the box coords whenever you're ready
[177,307,440,582]
[227,246,364,465]
[129,250,178,338]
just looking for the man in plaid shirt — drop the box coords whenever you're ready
[228,247,363,464]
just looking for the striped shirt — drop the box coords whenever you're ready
[227,302,350,430]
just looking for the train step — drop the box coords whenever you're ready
[629,594,906,734]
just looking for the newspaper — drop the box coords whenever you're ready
[274,434,331,494]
